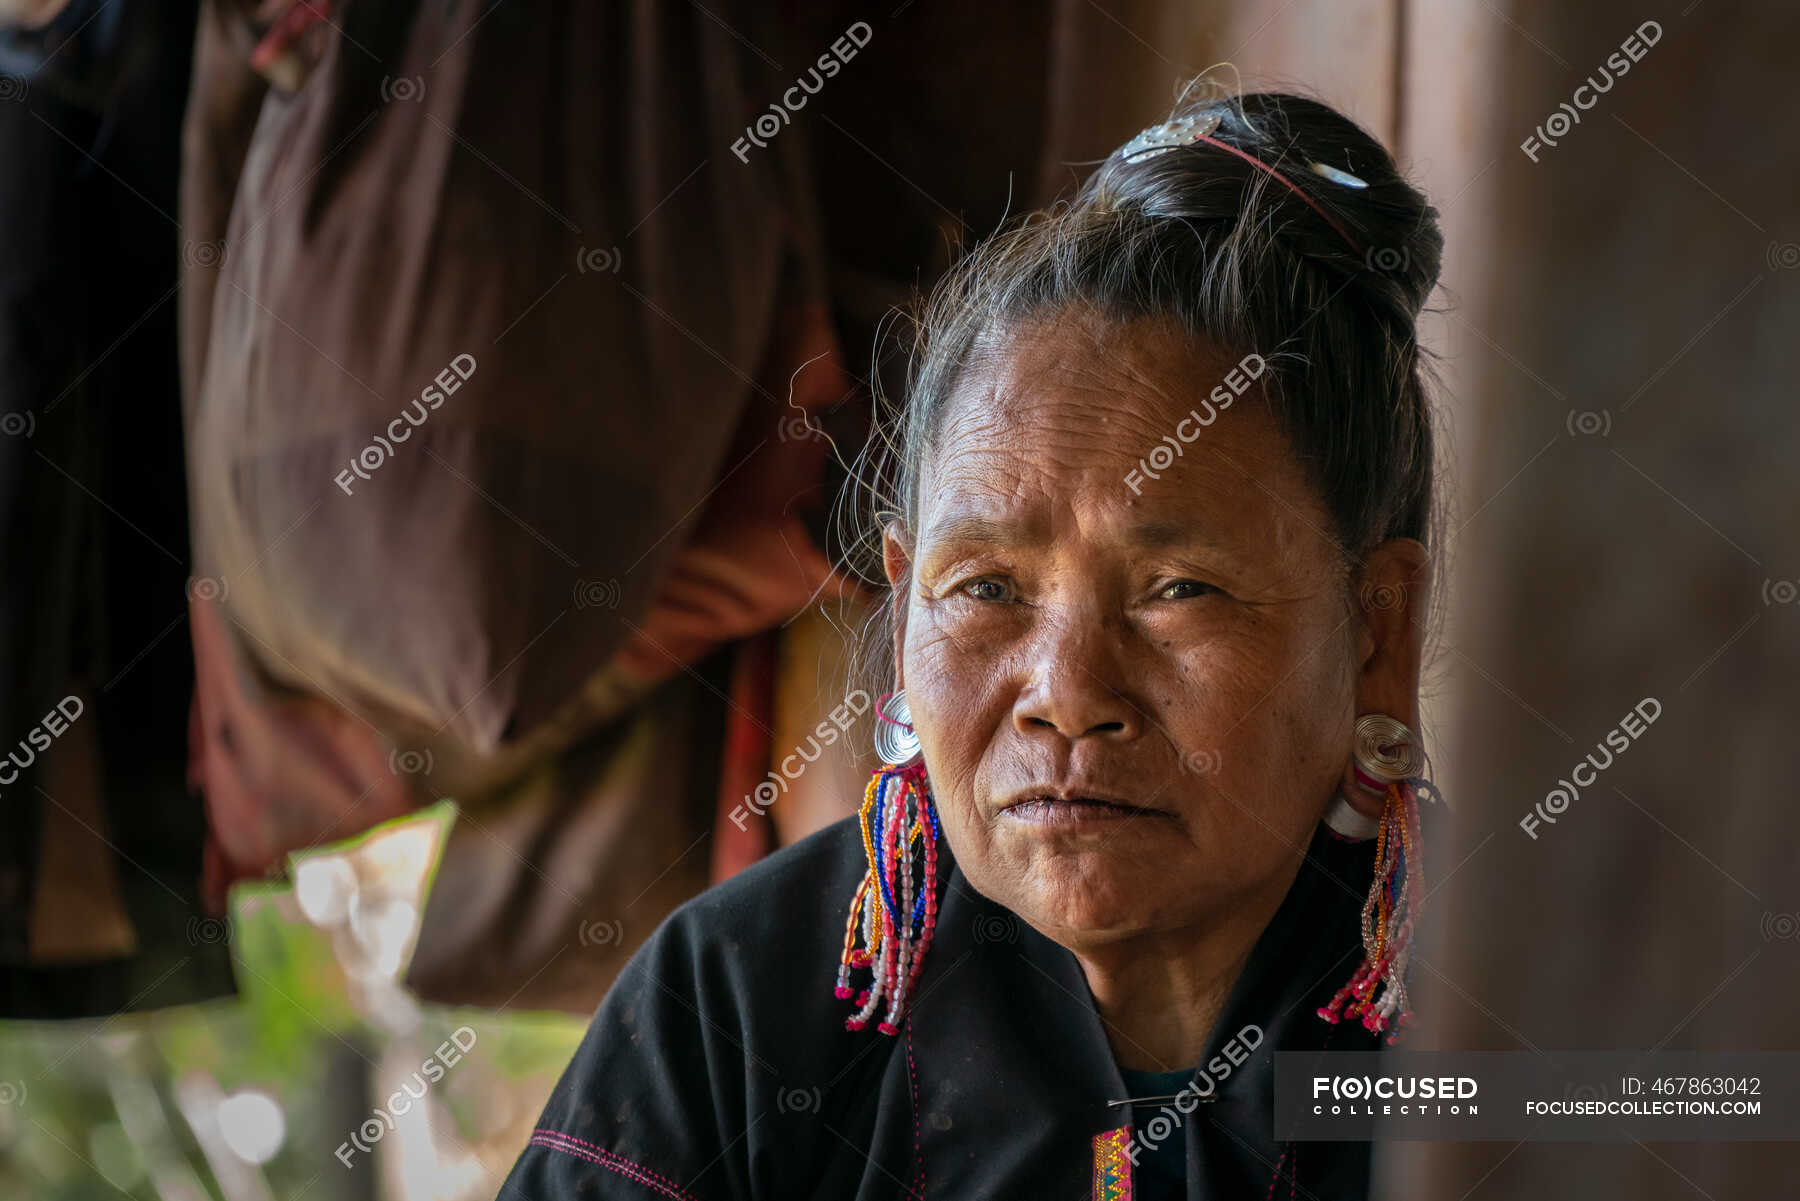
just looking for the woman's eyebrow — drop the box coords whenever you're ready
[920,512,1037,549]
[1130,519,1203,548]
[1124,519,1245,560]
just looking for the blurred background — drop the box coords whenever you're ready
[0,0,1794,1197]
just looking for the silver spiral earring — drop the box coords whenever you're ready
[1323,714,1421,840]
[1350,714,1421,783]
[873,690,922,766]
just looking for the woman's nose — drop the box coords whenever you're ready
[1010,615,1145,742]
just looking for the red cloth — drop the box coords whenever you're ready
[176,0,1064,1008]
[709,630,779,883]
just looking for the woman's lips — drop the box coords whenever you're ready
[1001,796,1169,829]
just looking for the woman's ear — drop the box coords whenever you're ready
[1340,537,1431,816]
[881,520,913,690]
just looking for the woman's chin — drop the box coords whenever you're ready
[1000,854,1203,944]
[1020,896,1168,947]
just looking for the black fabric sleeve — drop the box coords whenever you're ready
[498,909,750,1201]
[496,818,900,1201]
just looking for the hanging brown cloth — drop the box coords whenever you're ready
[178,0,1080,1011]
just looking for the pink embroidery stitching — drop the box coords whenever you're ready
[528,1130,702,1201]
[906,1021,925,1198]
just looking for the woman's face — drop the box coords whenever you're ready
[885,307,1422,953]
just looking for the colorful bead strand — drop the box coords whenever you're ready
[836,762,940,1036]
[1317,778,1426,1043]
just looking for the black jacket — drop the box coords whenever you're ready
[499,815,1382,1199]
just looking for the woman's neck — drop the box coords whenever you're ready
[1074,867,1297,1073]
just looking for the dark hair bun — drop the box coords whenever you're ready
[1087,91,1443,326]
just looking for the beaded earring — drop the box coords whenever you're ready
[834,690,942,1036]
[1317,714,1427,1042]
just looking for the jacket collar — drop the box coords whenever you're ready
[902,826,1379,1198]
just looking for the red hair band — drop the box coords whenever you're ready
[1118,113,1368,260]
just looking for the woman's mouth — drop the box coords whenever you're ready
[1001,795,1169,829]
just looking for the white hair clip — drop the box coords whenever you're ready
[1118,112,1225,164]
[1308,161,1368,188]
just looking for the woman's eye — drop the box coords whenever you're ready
[962,578,1012,602]
[1159,579,1216,600]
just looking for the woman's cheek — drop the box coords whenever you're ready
[1165,635,1271,712]
[907,598,1016,695]
[903,614,994,779]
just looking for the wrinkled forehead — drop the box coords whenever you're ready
[914,309,1314,546]
[932,309,1226,451]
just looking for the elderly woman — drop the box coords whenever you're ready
[502,89,1443,1201]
